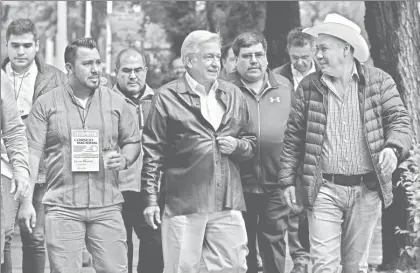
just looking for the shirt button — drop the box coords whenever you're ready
[217,183,221,186]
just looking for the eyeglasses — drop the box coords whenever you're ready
[240,52,266,61]
[121,67,147,74]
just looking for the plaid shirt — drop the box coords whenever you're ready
[320,64,374,175]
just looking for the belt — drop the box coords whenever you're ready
[322,172,376,187]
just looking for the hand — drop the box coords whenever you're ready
[284,186,299,211]
[10,175,31,200]
[378,147,398,175]
[216,136,238,155]
[18,201,36,234]
[106,153,126,171]
[143,206,161,230]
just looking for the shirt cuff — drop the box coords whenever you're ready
[147,194,159,207]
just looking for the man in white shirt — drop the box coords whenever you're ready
[273,27,318,91]
[142,30,256,273]
[271,27,318,273]
[1,18,66,273]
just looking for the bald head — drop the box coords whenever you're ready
[115,47,148,97]
[115,47,146,70]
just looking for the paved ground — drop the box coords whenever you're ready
[9,228,304,273]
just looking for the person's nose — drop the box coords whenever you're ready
[17,46,25,55]
[315,49,323,60]
[91,63,99,74]
[129,70,137,79]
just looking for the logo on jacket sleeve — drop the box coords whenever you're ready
[269,97,281,103]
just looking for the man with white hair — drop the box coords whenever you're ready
[278,14,412,273]
[141,30,256,273]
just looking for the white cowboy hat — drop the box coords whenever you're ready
[303,13,370,62]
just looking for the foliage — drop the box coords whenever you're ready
[395,144,420,270]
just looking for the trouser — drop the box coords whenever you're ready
[121,191,163,273]
[162,210,248,273]
[359,213,383,273]
[309,181,381,273]
[1,176,46,273]
[45,204,128,273]
[243,190,309,273]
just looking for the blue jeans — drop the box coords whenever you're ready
[2,176,46,273]
[308,181,381,273]
[44,204,128,273]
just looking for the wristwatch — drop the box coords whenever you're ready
[123,155,132,170]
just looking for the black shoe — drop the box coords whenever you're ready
[290,265,308,273]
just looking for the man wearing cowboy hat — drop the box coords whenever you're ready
[277,13,412,273]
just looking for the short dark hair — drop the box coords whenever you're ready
[287,27,315,49]
[6,19,38,41]
[64,37,97,65]
[221,41,233,61]
[115,47,146,69]
[232,32,267,57]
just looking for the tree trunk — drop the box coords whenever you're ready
[365,1,420,268]
[264,1,300,69]
[365,0,420,144]
[206,1,266,44]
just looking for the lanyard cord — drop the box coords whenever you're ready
[76,98,92,130]
[13,72,25,101]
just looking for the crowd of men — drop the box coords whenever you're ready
[0,13,413,273]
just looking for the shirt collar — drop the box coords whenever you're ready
[321,61,359,85]
[185,71,219,96]
[6,61,37,78]
[239,71,271,93]
[291,60,316,78]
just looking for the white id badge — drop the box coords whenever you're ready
[71,130,100,172]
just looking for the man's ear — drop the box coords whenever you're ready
[35,40,40,53]
[343,43,351,57]
[65,63,73,75]
[185,56,194,69]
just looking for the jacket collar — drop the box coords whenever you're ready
[112,83,154,106]
[171,75,228,95]
[311,58,366,96]
[226,69,281,89]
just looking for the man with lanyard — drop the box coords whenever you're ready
[1,18,66,273]
[1,70,33,271]
[222,32,298,273]
[112,47,163,273]
[25,37,141,273]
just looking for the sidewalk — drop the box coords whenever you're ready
[9,229,301,273]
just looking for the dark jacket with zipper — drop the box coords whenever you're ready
[272,61,320,84]
[223,70,294,193]
[278,59,412,209]
[113,84,154,192]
